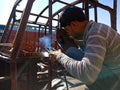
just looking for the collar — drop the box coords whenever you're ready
[83,20,95,45]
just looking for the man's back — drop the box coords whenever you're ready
[85,21,120,90]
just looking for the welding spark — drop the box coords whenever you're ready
[39,36,53,50]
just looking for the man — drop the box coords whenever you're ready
[49,6,120,90]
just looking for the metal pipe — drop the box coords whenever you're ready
[48,0,53,90]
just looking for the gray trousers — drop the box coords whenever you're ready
[65,47,120,90]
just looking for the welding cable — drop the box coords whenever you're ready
[55,62,69,90]
[63,71,69,90]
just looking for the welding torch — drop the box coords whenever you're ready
[45,48,61,63]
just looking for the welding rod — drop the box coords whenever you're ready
[56,41,65,52]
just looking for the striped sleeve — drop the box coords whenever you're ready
[56,23,107,85]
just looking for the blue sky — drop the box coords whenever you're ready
[0,0,120,33]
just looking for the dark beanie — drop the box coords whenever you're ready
[60,6,87,27]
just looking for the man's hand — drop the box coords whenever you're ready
[49,49,61,63]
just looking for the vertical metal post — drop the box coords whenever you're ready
[48,0,52,90]
[111,0,117,30]
[94,3,98,22]
[37,25,41,52]
[84,0,89,20]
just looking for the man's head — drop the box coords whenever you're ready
[59,6,88,39]
[60,6,87,28]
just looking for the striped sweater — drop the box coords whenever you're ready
[56,20,120,86]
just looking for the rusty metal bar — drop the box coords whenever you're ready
[48,0,53,90]
[111,0,117,30]
[6,20,15,42]
[84,0,89,20]
[94,4,98,22]
[10,0,35,90]
[0,0,22,43]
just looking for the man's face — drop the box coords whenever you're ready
[64,21,82,39]
[64,25,73,37]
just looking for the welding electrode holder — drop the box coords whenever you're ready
[45,48,58,63]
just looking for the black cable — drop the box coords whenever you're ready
[63,71,69,90]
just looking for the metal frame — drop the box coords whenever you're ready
[0,0,117,90]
